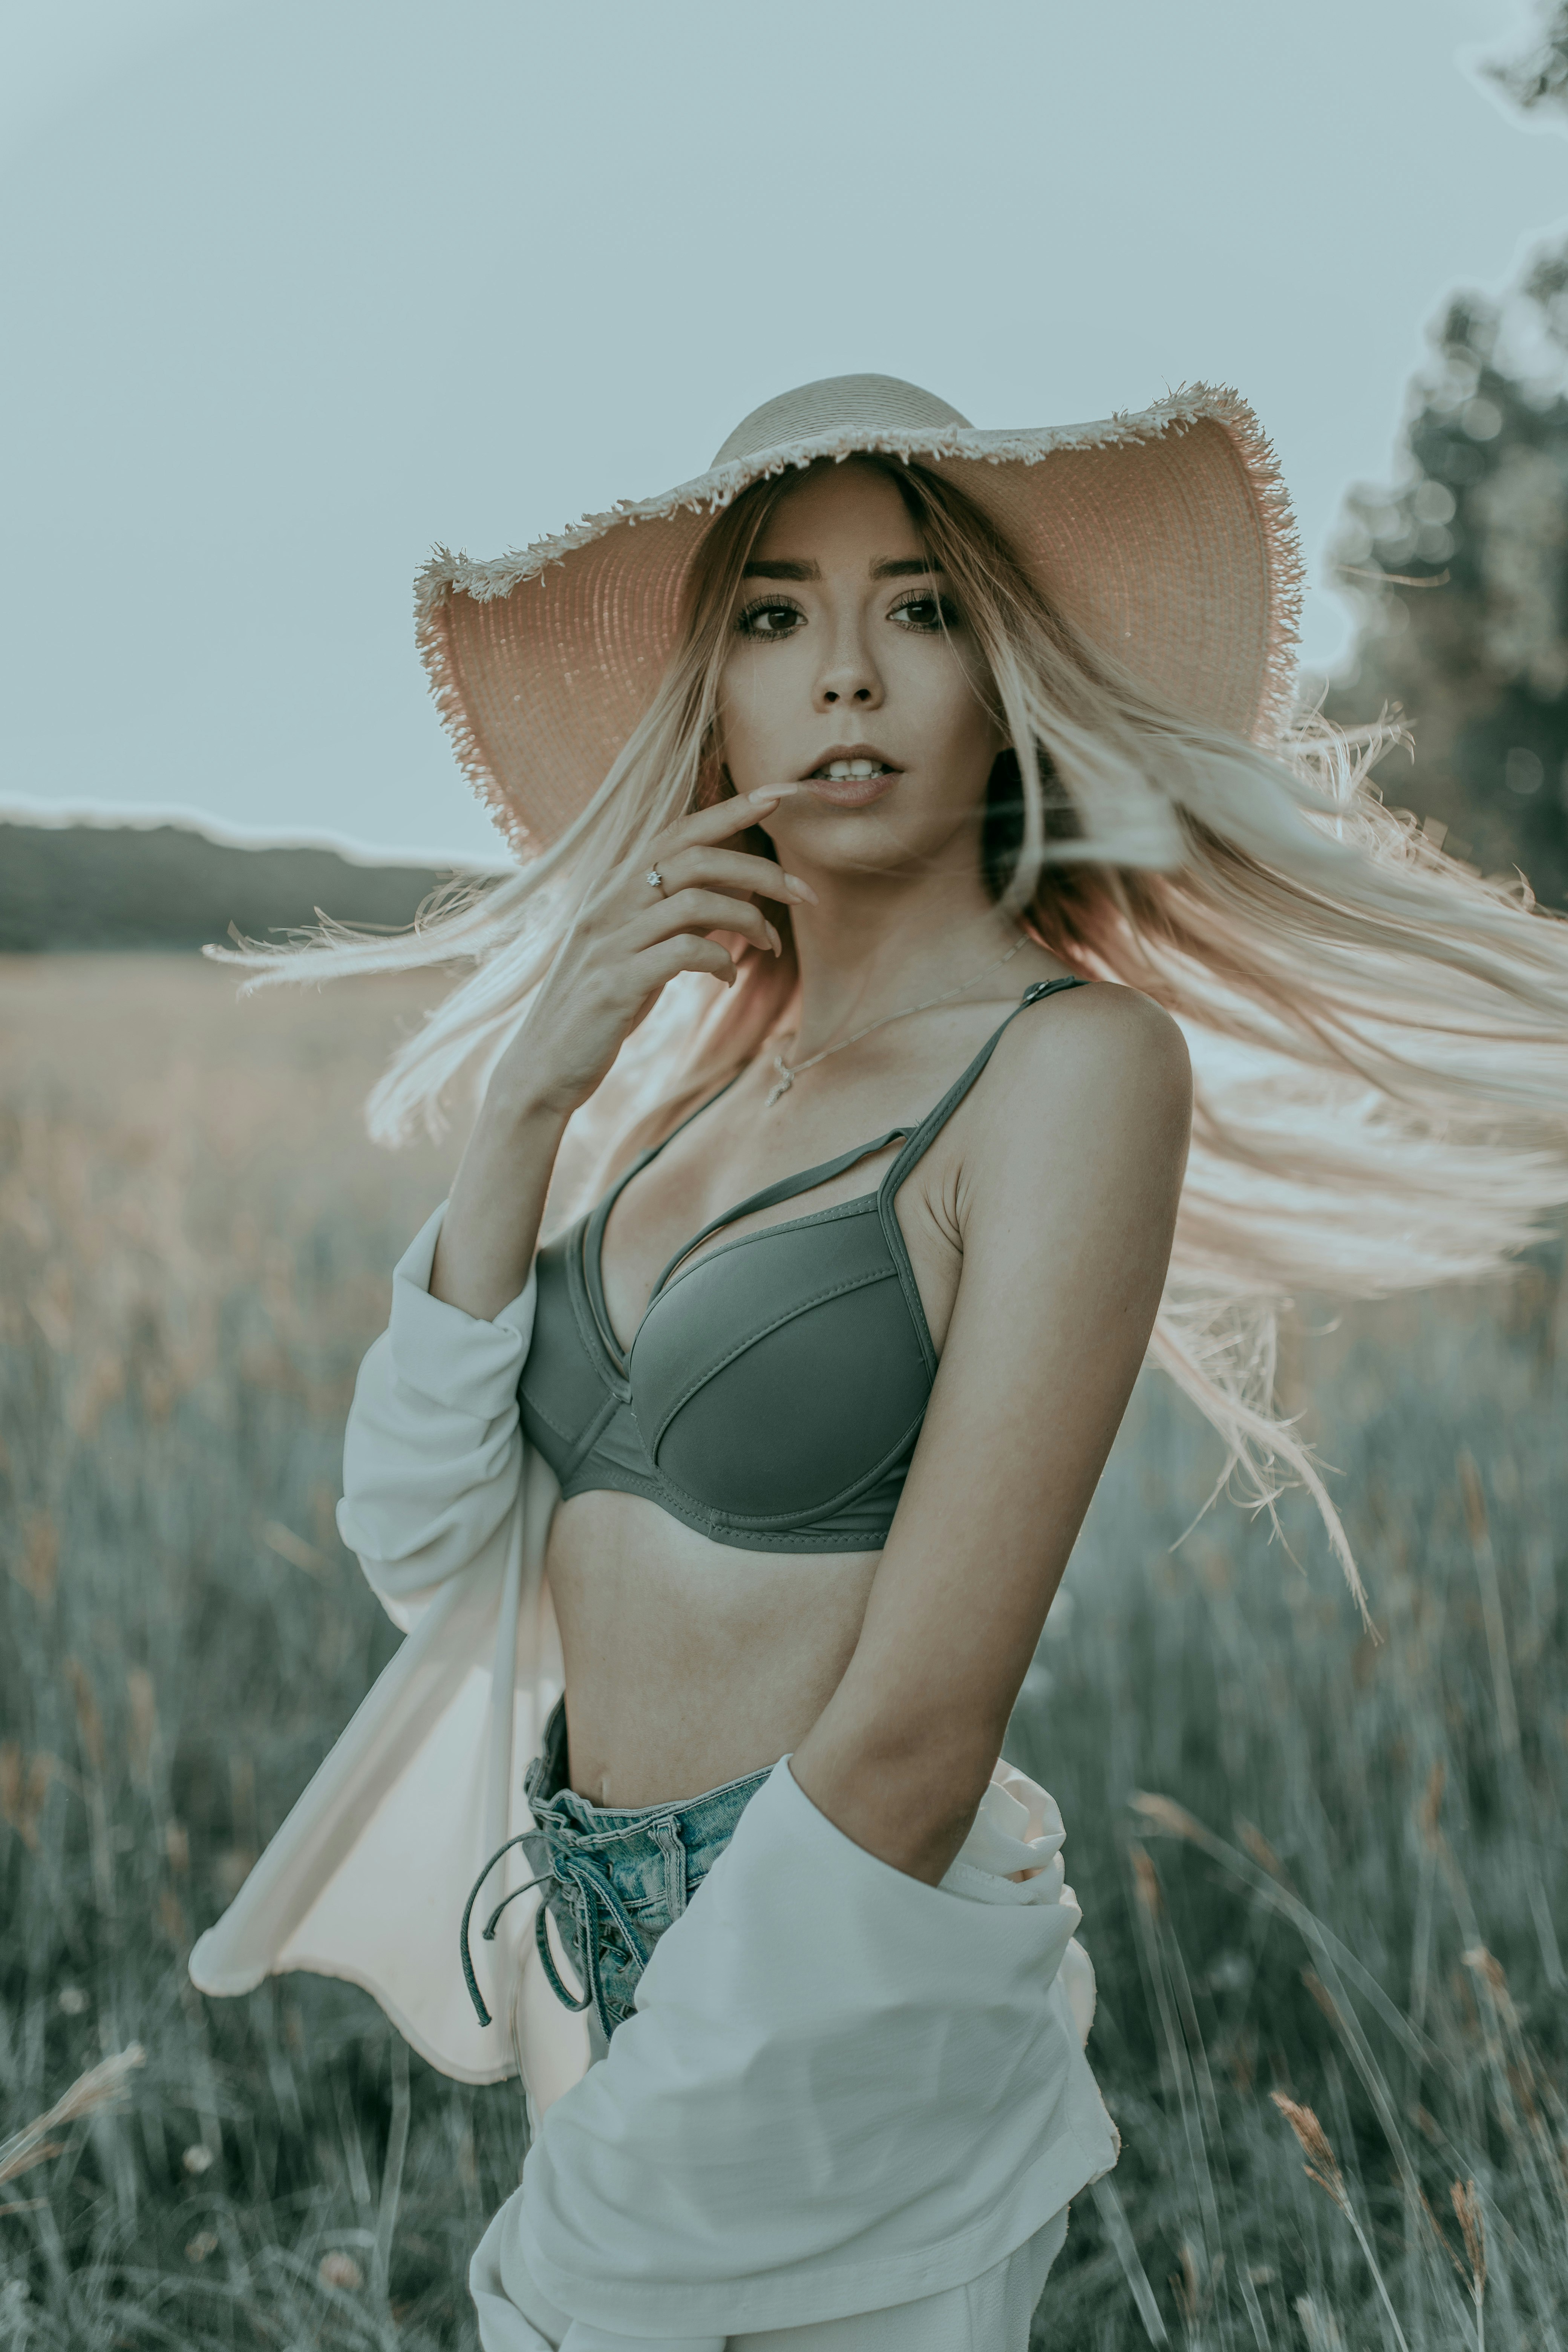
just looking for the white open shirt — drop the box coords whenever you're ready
[189,1203,1119,2341]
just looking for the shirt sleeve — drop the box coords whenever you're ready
[337,1202,537,1619]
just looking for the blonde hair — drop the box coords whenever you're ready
[225,458,1568,1609]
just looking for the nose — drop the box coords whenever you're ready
[813,609,883,712]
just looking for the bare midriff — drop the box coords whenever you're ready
[545,1498,880,1808]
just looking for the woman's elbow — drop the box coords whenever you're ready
[795,1709,1004,1885]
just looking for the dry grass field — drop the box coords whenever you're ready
[2,954,1566,2349]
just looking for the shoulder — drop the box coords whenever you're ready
[965,982,1191,1213]
[998,979,1189,1122]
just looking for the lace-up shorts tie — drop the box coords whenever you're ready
[488,1698,770,2044]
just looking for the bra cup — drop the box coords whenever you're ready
[520,1234,620,1465]
[509,981,1083,1548]
[645,1285,928,1522]
[629,1213,930,1525]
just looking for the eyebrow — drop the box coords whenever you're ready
[740,556,943,581]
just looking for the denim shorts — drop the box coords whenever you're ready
[520,1697,770,2043]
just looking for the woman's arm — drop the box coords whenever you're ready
[430,787,811,1322]
[335,1205,540,1612]
[338,789,809,1604]
[790,983,1192,1883]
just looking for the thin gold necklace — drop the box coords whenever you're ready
[764,933,1030,1109]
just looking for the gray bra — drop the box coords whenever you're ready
[519,976,1086,1552]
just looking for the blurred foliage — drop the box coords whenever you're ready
[1324,235,1568,907]
[1481,0,1568,119]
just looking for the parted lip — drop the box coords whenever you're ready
[799,743,902,781]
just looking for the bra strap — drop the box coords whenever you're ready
[879,976,1086,1199]
[870,974,1087,1376]
[615,976,1086,1324]
[649,1129,908,1300]
[583,1065,748,1361]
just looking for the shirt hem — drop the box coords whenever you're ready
[518,2115,1118,2334]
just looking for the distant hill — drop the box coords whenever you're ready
[0,818,494,953]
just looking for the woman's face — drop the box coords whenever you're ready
[716,462,1004,882]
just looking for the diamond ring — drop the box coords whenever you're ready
[645,868,665,895]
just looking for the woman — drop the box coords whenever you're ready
[192,375,1568,2347]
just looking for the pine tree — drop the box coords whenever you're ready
[1324,249,1568,909]
[1325,2,1568,907]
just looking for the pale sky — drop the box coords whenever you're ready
[1,0,1564,864]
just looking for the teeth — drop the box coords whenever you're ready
[819,760,889,780]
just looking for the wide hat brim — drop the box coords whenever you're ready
[415,375,1303,857]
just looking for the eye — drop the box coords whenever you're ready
[736,597,805,641]
[890,591,961,634]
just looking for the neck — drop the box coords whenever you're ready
[781,860,1018,1060]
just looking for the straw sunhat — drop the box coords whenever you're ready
[416,374,1303,856]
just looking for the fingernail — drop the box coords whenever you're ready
[752,783,797,802]
[782,873,818,904]
[749,788,782,807]
[765,922,782,956]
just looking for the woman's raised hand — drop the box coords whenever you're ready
[429,789,816,1320]
[501,786,817,1119]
